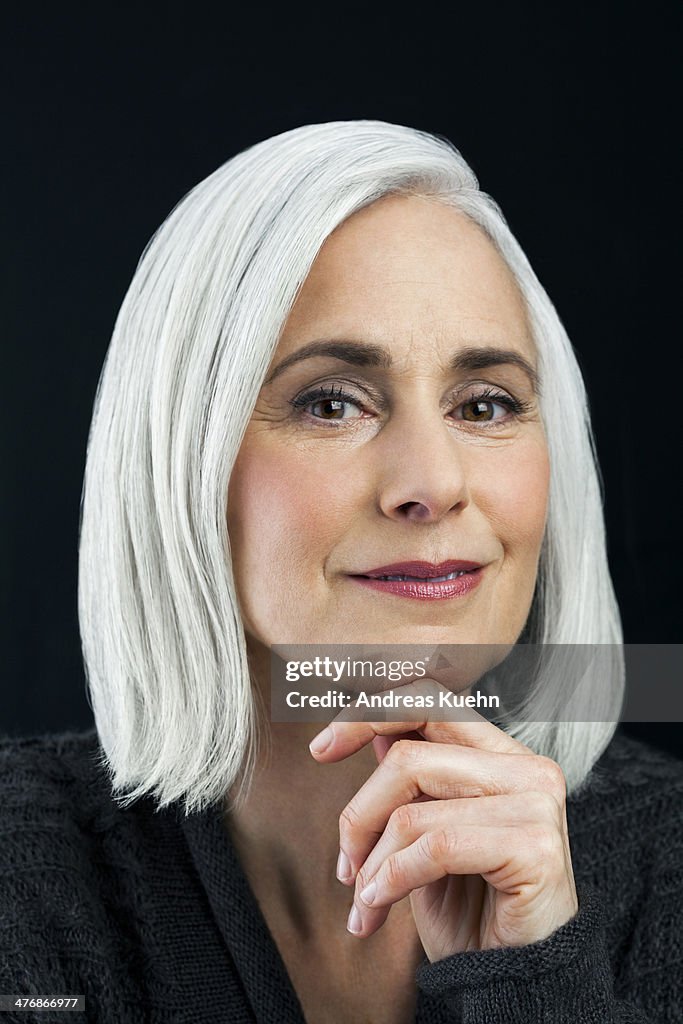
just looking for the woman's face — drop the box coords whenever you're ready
[227,195,549,653]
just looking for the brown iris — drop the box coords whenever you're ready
[313,399,346,419]
[462,400,495,422]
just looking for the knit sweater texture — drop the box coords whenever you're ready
[0,727,681,1023]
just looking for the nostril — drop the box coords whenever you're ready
[398,501,432,520]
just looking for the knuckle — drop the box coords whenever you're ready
[385,739,423,771]
[355,864,374,891]
[338,802,362,842]
[527,824,562,861]
[527,789,558,820]
[388,803,418,838]
[423,828,454,864]
[535,756,567,799]
[423,677,443,703]
[383,853,406,891]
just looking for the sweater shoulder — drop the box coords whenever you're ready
[0,727,124,887]
[567,730,683,841]
[575,731,683,798]
[0,727,118,829]
[0,725,107,787]
[0,730,189,1021]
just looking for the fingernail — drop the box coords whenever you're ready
[309,727,333,754]
[336,848,352,882]
[359,880,377,906]
[347,905,362,935]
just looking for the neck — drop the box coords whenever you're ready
[223,640,418,951]
[225,716,380,940]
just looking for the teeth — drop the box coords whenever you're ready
[376,571,468,582]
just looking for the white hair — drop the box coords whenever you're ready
[77,120,624,814]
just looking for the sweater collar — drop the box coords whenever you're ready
[181,804,307,1024]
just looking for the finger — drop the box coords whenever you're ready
[355,791,560,898]
[309,679,531,762]
[346,895,393,937]
[356,821,566,913]
[338,742,566,877]
[371,731,422,764]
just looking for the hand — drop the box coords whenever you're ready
[309,683,579,962]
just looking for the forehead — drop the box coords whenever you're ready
[279,194,534,367]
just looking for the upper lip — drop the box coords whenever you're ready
[351,560,483,579]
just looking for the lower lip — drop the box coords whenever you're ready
[349,568,484,601]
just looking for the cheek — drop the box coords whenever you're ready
[226,441,356,579]
[475,437,550,555]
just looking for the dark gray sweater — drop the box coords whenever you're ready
[0,728,681,1023]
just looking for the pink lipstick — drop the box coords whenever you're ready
[348,560,485,601]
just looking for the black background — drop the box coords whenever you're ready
[2,7,680,756]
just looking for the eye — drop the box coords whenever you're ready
[290,385,365,421]
[454,388,529,425]
[289,383,533,427]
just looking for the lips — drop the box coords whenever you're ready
[352,560,483,581]
[349,564,485,601]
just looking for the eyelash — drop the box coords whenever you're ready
[289,384,533,427]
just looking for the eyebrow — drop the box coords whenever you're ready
[263,339,540,393]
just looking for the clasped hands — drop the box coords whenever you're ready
[308,680,579,963]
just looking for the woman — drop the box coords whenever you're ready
[1,121,681,1023]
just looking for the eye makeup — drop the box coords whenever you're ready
[288,379,535,429]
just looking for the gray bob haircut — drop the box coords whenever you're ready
[78,120,624,815]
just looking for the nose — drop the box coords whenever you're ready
[376,409,471,523]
